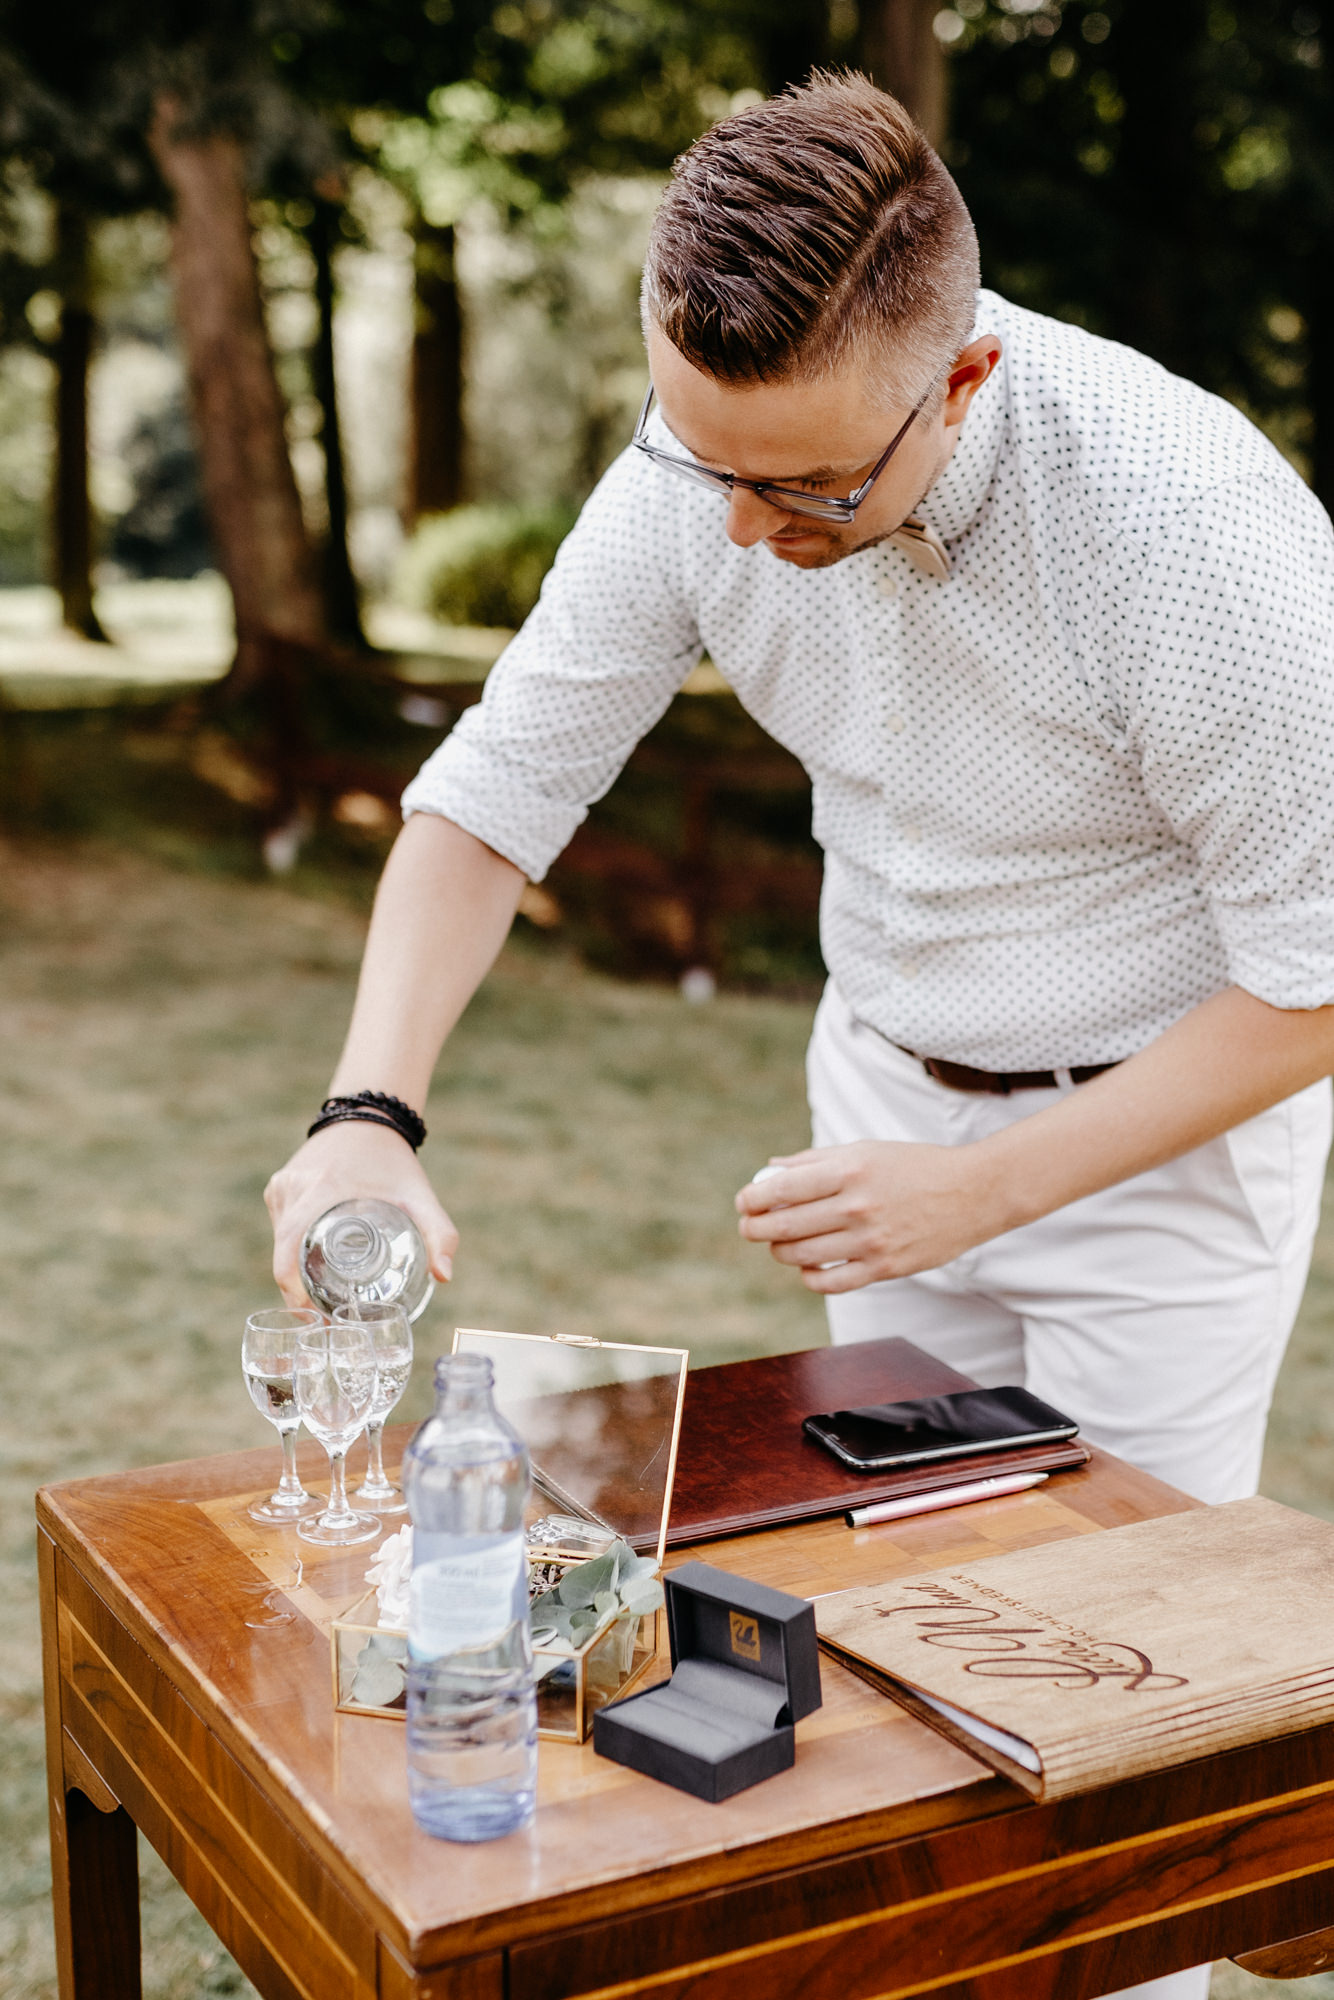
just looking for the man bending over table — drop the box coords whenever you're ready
[268,75,1334,1997]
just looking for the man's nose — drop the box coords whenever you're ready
[724,485,793,547]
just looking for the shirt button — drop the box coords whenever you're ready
[902,823,921,844]
[901,958,920,979]
[877,573,899,598]
[887,712,906,734]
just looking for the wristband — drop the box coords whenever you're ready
[307,1090,427,1151]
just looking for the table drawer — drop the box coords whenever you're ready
[510,1752,1334,2000]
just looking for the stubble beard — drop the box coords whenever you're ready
[765,523,899,570]
[764,434,955,571]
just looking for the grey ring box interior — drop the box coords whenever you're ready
[592,1560,822,1802]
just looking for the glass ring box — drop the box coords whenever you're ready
[332,1326,690,1741]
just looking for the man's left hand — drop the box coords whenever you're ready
[736,989,1334,1295]
[735,1141,998,1292]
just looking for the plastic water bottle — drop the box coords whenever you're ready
[301,1198,434,1322]
[402,1351,537,1841]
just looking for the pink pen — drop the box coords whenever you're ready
[845,1470,1048,1529]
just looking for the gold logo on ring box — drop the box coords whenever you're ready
[729,1611,761,1662]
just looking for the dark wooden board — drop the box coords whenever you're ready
[667,1337,1087,1544]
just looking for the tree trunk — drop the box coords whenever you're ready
[52,206,107,641]
[859,0,949,149]
[1106,0,1204,377]
[407,221,464,521]
[752,1,831,93]
[1309,255,1334,522]
[148,98,324,695]
[308,198,365,648]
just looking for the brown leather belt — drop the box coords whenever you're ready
[893,1044,1119,1095]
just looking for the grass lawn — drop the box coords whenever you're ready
[3,832,1334,1998]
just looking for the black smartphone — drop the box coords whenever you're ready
[801,1386,1078,1473]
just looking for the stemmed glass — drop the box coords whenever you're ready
[293,1320,381,1547]
[333,1301,413,1514]
[241,1308,325,1524]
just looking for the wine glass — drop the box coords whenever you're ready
[241,1308,325,1524]
[293,1320,381,1547]
[333,1301,413,1514]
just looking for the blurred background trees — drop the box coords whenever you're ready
[946,0,1331,507]
[0,0,1327,969]
[1,0,1325,635]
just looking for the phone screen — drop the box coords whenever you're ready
[801,1386,1078,1473]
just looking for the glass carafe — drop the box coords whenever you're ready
[301,1198,434,1322]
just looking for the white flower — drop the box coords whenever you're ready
[365,1524,413,1629]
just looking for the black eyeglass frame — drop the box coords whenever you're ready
[631,377,938,525]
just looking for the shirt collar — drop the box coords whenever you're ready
[915,345,1007,546]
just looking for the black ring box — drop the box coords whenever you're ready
[591,1560,822,1802]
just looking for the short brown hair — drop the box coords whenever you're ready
[642,72,979,408]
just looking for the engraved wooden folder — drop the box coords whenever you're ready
[814,1496,1334,1801]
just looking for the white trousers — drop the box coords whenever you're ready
[806,985,1333,2000]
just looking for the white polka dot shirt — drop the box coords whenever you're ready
[402,290,1334,1070]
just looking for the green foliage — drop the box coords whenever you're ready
[396,500,577,628]
[528,1539,664,1648]
[943,0,1332,495]
[364,10,763,228]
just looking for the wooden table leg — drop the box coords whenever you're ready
[50,1787,142,1999]
[1232,1924,1334,1980]
[40,1527,142,1999]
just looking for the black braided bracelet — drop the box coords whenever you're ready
[307,1090,427,1151]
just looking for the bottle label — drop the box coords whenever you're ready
[409,1531,527,1659]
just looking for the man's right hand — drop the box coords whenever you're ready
[263,812,525,1308]
[265,1122,460,1308]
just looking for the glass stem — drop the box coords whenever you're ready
[324,1446,353,1525]
[278,1426,305,1497]
[365,1419,387,1488]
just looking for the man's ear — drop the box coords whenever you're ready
[942,335,1002,428]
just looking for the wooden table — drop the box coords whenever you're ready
[38,1435,1334,2000]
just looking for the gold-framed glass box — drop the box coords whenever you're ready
[332,1326,690,1740]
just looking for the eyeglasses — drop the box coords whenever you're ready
[631,378,937,525]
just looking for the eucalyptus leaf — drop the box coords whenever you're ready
[560,1552,616,1609]
[350,1651,407,1708]
[527,1542,661,1657]
[607,1539,635,1583]
[531,1599,573,1640]
[620,1579,665,1616]
[556,1577,595,1609]
[361,1630,408,1662]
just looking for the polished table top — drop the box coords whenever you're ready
[38,1427,1199,1975]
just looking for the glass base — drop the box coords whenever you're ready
[297,1509,382,1547]
[247,1490,322,1524]
[353,1482,408,1514]
[408,1784,536,1842]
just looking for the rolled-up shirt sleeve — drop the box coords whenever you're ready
[1113,472,1334,1009]
[401,445,703,881]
